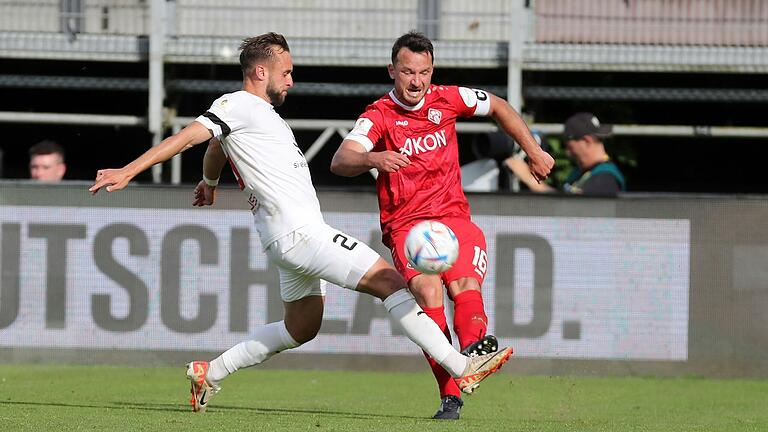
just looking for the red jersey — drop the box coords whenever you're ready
[346,85,491,243]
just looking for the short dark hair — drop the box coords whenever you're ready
[239,32,290,77]
[29,140,65,161]
[391,31,434,65]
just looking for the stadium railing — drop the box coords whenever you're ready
[1,0,766,70]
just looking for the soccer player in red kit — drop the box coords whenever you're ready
[331,31,554,420]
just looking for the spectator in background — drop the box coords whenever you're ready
[29,140,67,182]
[506,112,625,196]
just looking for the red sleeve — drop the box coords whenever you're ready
[346,104,387,151]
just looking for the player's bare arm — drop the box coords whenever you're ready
[90,122,214,194]
[487,94,555,182]
[331,139,410,176]
[193,137,228,207]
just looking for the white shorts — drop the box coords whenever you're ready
[264,222,380,302]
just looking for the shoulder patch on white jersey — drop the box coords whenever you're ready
[351,117,374,136]
[217,97,232,113]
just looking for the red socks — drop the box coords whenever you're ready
[420,305,461,398]
[452,290,488,351]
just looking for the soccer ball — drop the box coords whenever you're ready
[404,221,459,275]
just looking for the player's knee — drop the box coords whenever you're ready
[359,278,400,301]
[357,259,407,300]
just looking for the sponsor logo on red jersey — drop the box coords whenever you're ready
[399,129,447,156]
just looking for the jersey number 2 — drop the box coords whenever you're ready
[333,234,358,251]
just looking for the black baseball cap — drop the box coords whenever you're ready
[563,112,612,140]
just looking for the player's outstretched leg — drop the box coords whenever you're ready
[186,361,220,413]
[455,346,513,394]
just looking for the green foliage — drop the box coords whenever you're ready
[607,138,639,169]
[544,136,574,188]
[0,365,766,431]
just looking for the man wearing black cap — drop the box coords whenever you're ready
[506,112,625,196]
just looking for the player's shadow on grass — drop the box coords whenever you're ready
[0,400,423,420]
[122,401,425,420]
[0,400,182,414]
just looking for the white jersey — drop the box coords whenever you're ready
[195,91,323,247]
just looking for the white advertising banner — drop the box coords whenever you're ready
[0,206,689,360]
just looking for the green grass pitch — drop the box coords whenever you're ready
[0,364,766,431]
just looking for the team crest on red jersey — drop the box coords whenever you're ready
[428,108,442,125]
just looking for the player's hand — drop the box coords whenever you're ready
[527,151,555,183]
[193,180,216,206]
[89,168,132,195]
[369,150,410,173]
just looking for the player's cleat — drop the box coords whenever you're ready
[461,334,499,358]
[455,346,513,395]
[186,361,219,413]
[432,395,464,420]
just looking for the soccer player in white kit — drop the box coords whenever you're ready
[88,32,512,413]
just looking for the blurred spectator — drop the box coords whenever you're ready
[506,112,625,196]
[29,140,67,182]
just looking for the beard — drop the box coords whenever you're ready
[266,82,286,106]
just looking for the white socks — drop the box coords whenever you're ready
[383,288,468,378]
[207,320,299,385]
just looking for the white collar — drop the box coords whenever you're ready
[389,89,424,111]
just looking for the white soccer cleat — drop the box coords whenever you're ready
[455,346,513,395]
[186,361,219,413]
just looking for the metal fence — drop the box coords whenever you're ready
[1,0,767,70]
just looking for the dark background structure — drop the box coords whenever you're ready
[2,58,767,194]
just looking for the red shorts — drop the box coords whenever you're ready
[387,217,488,286]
